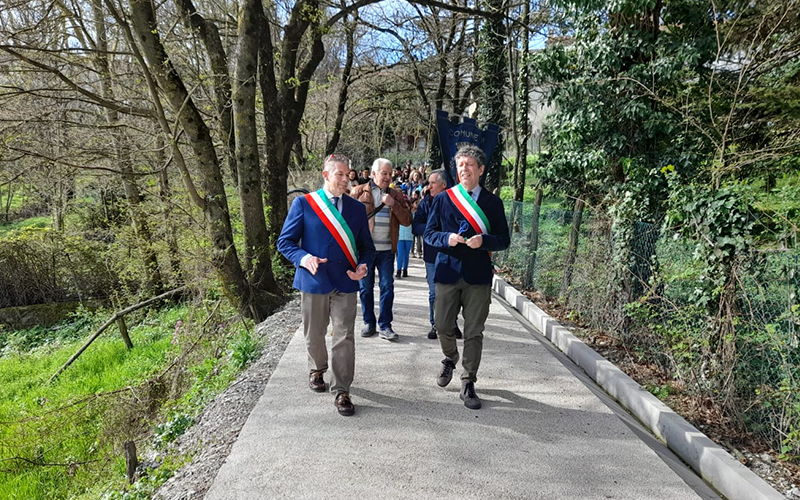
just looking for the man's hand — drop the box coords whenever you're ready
[466,234,483,249]
[448,232,467,247]
[347,263,368,281]
[301,256,328,275]
[381,192,395,207]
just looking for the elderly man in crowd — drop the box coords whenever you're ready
[349,158,412,341]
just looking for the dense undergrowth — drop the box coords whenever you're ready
[0,300,261,500]
[496,176,800,463]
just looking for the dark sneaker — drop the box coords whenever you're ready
[309,370,326,392]
[402,269,408,277]
[436,354,459,387]
[427,327,437,340]
[395,270,402,278]
[460,380,481,409]
[454,324,463,339]
[361,324,376,337]
[334,392,355,416]
[379,327,399,341]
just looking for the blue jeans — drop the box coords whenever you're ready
[359,250,394,330]
[425,262,436,326]
[396,240,412,271]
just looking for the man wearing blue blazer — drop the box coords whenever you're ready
[412,168,462,341]
[278,153,375,416]
[424,145,510,410]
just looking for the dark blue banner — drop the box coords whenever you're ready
[435,109,500,187]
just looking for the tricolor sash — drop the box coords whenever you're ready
[446,184,491,235]
[305,190,358,269]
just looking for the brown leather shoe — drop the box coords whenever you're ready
[309,371,326,393]
[334,392,355,416]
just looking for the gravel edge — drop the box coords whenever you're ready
[152,297,301,500]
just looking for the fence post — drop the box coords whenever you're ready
[559,197,585,300]
[116,317,133,349]
[124,440,137,483]
[525,186,543,288]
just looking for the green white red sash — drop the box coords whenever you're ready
[446,184,491,234]
[305,190,358,269]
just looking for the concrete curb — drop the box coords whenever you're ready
[492,276,784,500]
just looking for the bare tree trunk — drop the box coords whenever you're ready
[3,181,13,223]
[155,134,182,280]
[513,0,530,204]
[120,160,165,294]
[257,0,325,236]
[478,0,508,193]
[92,0,163,294]
[173,0,238,186]
[559,197,585,300]
[234,0,279,292]
[325,12,355,156]
[128,0,276,319]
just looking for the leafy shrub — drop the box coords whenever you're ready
[230,327,259,369]
[153,413,194,448]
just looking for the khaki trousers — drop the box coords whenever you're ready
[434,279,491,383]
[301,291,357,395]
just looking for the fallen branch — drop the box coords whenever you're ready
[49,286,187,383]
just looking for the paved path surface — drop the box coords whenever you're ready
[205,259,721,500]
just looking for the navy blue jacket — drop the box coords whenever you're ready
[278,194,375,294]
[411,195,438,264]
[424,189,510,285]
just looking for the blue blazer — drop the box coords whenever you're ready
[278,194,375,294]
[412,195,438,264]
[423,189,510,285]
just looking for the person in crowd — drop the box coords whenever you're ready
[359,168,371,184]
[393,167,405,186]
[409,191,423,257]
[349,158,412,341]
[412,169,462,341]
[347,168,360,193]
[424,146,510,409]
[277,153,375,416]
[405,169,424,197]
[403,160,413,181]
[396,216,413,278]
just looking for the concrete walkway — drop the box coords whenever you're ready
[205,258,721,500]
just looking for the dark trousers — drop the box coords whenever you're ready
[434,278,491,382]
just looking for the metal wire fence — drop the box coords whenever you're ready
[497,199,800,452]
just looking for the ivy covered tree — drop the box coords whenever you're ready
[532,0,800,437]
[530,0,722,311]
[477,0,507,193]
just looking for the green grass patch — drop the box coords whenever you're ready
[0,302,255,500]
[0,185,32,212]
[0,216,51,237]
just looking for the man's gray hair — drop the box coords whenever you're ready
[371,158,392,173]
[324,153,350,173]
[454,144,486,167]
[429,168,447,185]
